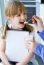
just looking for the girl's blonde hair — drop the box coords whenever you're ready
[1,1,27,39]
[5,1,27,17]
[1,1,34,39]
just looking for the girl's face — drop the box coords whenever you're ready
[7,13,27,29]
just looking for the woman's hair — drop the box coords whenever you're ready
[5,0,27,17]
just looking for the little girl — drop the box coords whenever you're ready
[0,0,35,65]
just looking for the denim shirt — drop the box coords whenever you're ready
[35,30,44,62]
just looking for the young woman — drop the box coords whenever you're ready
[32,15,44,62]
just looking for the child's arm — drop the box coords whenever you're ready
[21,41,36,65]
[0,27,11,65]
[0,38,12,65]
[16,40,36,65]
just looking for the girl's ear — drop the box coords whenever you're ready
[7,16,13,20]
[25,24,34,32]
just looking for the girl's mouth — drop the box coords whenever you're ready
[19,22,24,24]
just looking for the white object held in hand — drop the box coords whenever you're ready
[5,30,34,62]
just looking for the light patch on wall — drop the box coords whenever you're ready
[40,4,44,25]
[0,9,2,28]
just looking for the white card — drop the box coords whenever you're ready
[5,30,33,62]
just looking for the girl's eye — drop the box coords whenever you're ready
[24,13,27,15]
[17,14,20,16]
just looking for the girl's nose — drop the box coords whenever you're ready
[20,14,25,20]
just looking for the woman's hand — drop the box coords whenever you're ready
[32,15,44,32]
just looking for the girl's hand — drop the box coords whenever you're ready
[25,41,36,53]
[16,63,28,65]
[16,63,23,65]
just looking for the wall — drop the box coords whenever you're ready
[40,4,44,24]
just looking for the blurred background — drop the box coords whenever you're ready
[0,0,44,24]
[0,0,41,25]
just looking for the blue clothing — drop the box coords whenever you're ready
[37,30,44,40]
[35,30,44,62]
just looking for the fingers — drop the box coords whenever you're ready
[32,15,35,23]
[25,36,36,52]
[32,15,38,24]
[33,15,40,19]
[32,15,42,24]
[25,40,35,51]
[25,42,32,50]
[32,15,44,31]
